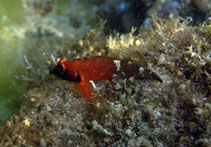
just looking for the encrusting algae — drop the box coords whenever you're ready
[0,16,210,146]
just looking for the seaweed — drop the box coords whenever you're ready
[0,16,210,146]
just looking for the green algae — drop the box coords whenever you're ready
[0,0,27,124]
[0,0,100,125]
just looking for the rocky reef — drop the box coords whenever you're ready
[0,15,210,146]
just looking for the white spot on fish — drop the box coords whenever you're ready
[114,60,121,71]
[139,66,144,72]
[89,80,96,90]
[122,72,125,76]
[128,61,132,64]
[112,74,117,77]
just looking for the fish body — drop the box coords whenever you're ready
[50,57,162,101]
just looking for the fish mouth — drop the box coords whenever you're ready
[49,68,82,83]
[49,64,64,76]
[49,68,55,75]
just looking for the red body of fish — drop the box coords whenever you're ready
[50,57,162,101]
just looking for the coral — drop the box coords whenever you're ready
[0,16,210,146]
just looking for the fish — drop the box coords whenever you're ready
[50,57,162,101]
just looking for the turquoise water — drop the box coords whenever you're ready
[0,0,27,124]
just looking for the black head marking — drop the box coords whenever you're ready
[50,63,81,83]
[50,64,64,77]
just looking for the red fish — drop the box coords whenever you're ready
[50,57,162,101]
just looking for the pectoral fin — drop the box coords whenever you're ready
[79,82,94,101]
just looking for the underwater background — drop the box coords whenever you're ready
[0,0,27,124]
[0,0,210,146]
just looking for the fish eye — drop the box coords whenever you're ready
[57,64,64,73]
